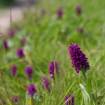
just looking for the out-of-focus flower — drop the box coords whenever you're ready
[11,95,19,103]
[25,66,33,79]
[75,5,82,15]
[8,29,14,37]
[57,7,63,19]
[77,27,83,33]
[8,26,19,37]
[23,84,27,89]
[10,65,17,76]
[42,76,50,90]
[0,99,6,105]
[16,48,24,58]
[40,9,45,15]
[48,61,59,78]
[68,43,90,73]
[64,93,74,105]
[2,39,8,50]
[27,84,36,96]
[20,38,26,46]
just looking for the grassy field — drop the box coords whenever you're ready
[0,0,105,105]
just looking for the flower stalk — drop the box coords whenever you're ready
[81,69,87,82]
[31,96,34,105]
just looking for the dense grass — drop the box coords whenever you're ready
[0,0,105,105]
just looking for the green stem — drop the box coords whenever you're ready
[83,73,87,82]
[31,95,34,105]
[81,69,87,82]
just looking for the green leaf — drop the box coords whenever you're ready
[80,84,90,105]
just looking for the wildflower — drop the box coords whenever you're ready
[23,84,27,89]
[57,7,63,19]
[40,9,45,15]
[64,93,74,105]
[48,61,58,78]
[27,84,36,96]
[68,43,90,73]
[42,76,50,90]
[20,38,26,46]
[11,95,19,103]
[77,27,83,33]
[10,65,17,76]
[16,48,24,58]
[25,66,33,79]
[0,99,6,105]
[8,26,19,37]
[2,40,8,50]
[75,5,82,15]
[8,29,14,37]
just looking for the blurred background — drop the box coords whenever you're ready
[0,0,35,34]
[0,0,35,8]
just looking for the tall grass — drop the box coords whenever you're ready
[0,0,105,104]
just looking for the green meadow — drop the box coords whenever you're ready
[0,0,105,105]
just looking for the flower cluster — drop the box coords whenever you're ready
[20,38,26,46]
[0,99,6,105]
[48,61,59,78]
[68,43,90,73]
[16,48,24,58]
[27,84,36,96]
[57,7,63,19]
[42,76,50,90]
[10,65,17,76]
[25,66,33,79]
[64,93,74,105]
[2,40,8,50]
[75,5,82,15]
[8,29,14,37]
[8,26,19,37]
[11,95,19,103]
